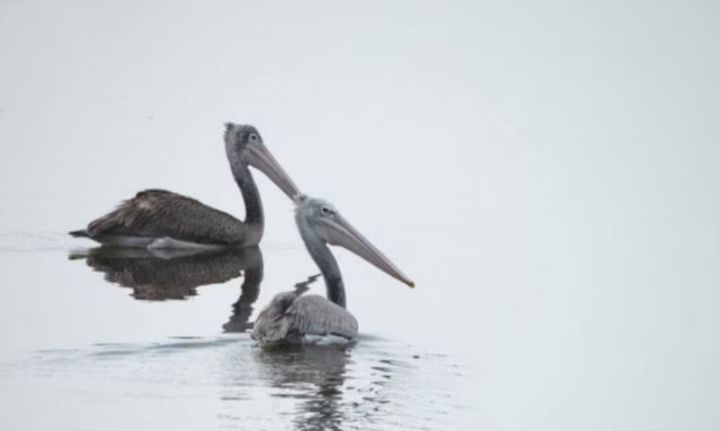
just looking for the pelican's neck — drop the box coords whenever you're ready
[231,163,264,231]
[297,220,346,308]
[313,243,346,308]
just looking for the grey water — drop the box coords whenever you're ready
[1,1,720,430]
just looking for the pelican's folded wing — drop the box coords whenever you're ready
[281,294,359,341]
[86,189,246,245]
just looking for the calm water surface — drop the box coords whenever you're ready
[2,1,720,430]
[0,234,471,430]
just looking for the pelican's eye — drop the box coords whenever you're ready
[249,133,259,142]
[320,206,333,215]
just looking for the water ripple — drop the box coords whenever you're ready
[15,335,471,430]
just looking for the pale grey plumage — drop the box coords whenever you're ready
[252,293,358,345]
[252,196,413,347]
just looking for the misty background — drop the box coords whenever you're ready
[1,1,719,430]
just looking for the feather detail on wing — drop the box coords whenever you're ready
[86,189,249,245]
[252,293,358,345]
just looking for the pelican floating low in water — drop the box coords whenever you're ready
[252,196,414,346]
[70,124,299,248]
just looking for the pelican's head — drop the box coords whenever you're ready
[224,123,300,200]
[295,195,415,288]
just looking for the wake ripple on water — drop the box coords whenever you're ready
[13,335,471,430]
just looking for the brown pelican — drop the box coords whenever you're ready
[251,195,414,346]
[70,124,299,248]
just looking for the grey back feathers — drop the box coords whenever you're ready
[252,293,358,346]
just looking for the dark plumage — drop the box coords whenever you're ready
[79,189,250,246]
[70,124,300,248]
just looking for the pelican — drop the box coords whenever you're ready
[251,195,414,346]
[70,123,299,248]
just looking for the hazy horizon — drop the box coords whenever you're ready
[1,1,719,430]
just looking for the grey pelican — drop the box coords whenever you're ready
[251,195,414,346]
[70,124,299,248]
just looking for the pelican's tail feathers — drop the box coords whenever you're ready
[69,229,90,238]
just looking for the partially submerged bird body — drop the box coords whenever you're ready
[252,196,413,347]
[252,293,358,346]
[70,124,299,248]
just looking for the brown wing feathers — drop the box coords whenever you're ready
[86,189,246,245]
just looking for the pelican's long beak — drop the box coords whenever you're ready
[317,216,415,288]
[246,141,301,201]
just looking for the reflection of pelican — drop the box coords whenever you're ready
[70,124,299,248]
[72,246,264,332]
[255,347,350,431]
[226,337,412,431]
[222,251,264,333]
[252,196,414,346]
